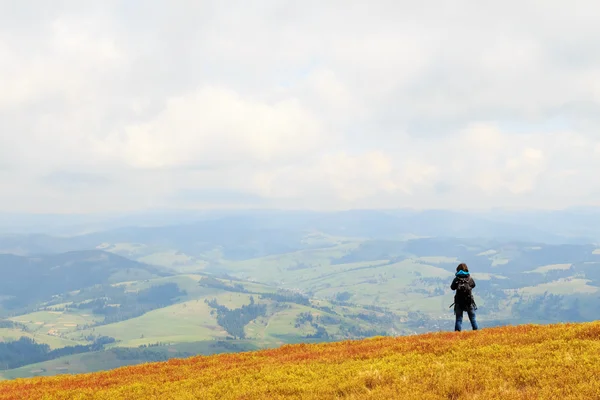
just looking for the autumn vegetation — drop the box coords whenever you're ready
[2,321,600,399]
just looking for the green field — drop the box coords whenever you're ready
[9,310,101,336]
[222,242,363,282]
[511,277,599,296]
[470,273,507,280]
[0,340,261,380]
[414,256,459,264]
[0,328,82,349]
[279,259,452,313]
[0,350,140,380]
[525,263,573,274]
[67,299,227,347]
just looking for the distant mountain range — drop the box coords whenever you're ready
[1,208,599,259]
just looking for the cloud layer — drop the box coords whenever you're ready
[2,1,600,213]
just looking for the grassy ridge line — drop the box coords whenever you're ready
[2,322,600,399]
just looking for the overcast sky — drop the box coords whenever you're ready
[1,1,600,213]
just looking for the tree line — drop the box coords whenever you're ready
[204,296,267,339]
[65,283,186,325]
[0,336,115,370]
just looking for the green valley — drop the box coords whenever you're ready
[2,210,600,379]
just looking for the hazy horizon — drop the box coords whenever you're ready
[2,2,600,214]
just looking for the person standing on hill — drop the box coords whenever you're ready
[450,263,479,332]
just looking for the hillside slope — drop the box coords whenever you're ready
[0,250,170,310]
[2,322,600,399]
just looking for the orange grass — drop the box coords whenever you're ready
[2,322,600,399]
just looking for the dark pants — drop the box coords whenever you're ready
[455,305,478,331]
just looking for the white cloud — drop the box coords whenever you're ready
[2,1,600,212]
[96,86,326,169]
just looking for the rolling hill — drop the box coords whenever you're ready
[0,250,170,310]
[1,321,599,399]
[0,268,403,379]
[3,210,600,380]
[3,234,600,379]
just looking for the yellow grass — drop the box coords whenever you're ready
[2,322,600,399]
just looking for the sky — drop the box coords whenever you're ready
[2,1,600,213]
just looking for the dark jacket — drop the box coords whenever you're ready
[451,270,476,291]
[451,270,476,310]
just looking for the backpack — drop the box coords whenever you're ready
[454,277,475,309]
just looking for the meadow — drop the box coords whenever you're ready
[2,321,600,399]
[0,328,80,350]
